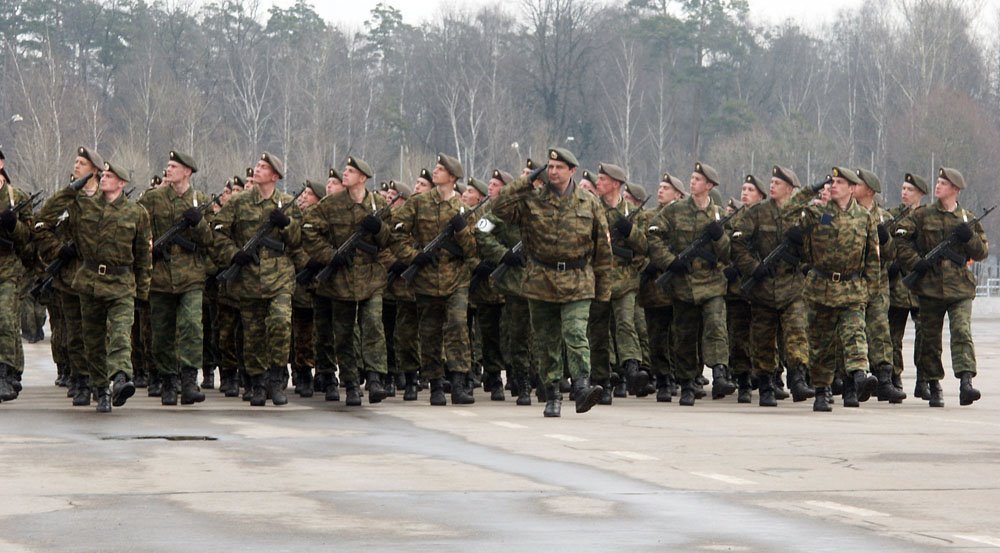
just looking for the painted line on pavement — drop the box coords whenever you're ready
[450,410,478,417]
[491,421,527,429]
[545,434,588,443]
[954,535,1000,547]
[690,472,756,485]
[609,450,659,461]
[805,500,890,518]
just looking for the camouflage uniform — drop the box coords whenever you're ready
[863,204,895,373]
[887,204,921,381]
[637,207,675,394]
[0,181,32,399]
[723,208,752,380]
[468,206,506,394]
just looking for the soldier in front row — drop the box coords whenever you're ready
[0,152,33,402]
[887,173,927,398]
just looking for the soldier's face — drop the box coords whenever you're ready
[343,166,366,189]
[73,156,95,180]
[595,174,619,197]
[462,186,482,206]
[299,188,319,209]
[689,173,710,196]
[383,188,399,203]
[935,178,959,201]
[414,178,432,195]
[326,178,343,196]
[657,182,677,205]
[901,182,923,205]
[741,182,763,206]
[100,171,126,194]
[488,178,504,198]
[853,182,875,201]
[769,177,792,201]
[253,160,278,186]
[547,160,574,187]
[432,164,455,186]
[830,177,853,202]
[165,160,191,183]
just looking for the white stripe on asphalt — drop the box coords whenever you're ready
[450,410,478,417]
[689,472,756,485]
[544,434,588,443]
[805,501,890,518]
[608,450,659,461]
[491,421,527,429]
[954,535,1000,547]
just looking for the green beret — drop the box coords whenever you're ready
[305,179,326,199]
[709,188,723,206]
[744,174,767,198]
[102,160,130,183]
[418,168,432,184]
[772,165,800,188]
[328,167,342,181]
[904,173,928,194]
[232,174,246,187]
[150,175,162,186]
[467,177,488,197]
[168,150,198,173]
[580,170,597,184]
[347,155,373,179]
[548,147,579,168]
[662,171,688,196]
[695,162,720,186]
[389,179,412,199]
[625,182,647,203]
[491,169,514,185]
[525,158,536,171]
[437,153,464,179]
[455,179,467,193]
[76,146,104,170]
[856,168,881,193]
[831,166,861,185]
[259,151,284,179]
[939,167,966,189]
[245,167,254,179]
[598,162,627,183]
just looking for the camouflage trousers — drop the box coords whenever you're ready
[635,299,650,367]
[313,295,335,375]
[59,290,88,378]
[394,300,420,375]
[130,299,153,380]
[527,298,591,385]
[47,289,67,368]
[239,294,292,377]
[476,302,504,377]
[0,281,20,369]
[888,306,920,378]
[864,290,893,370]
[291,306,315,371]
[150,290,204,377]
[917,297,976,381]
[416,293,457,380]
[727,298,753,376]
[806,301,867,387]
[216,302,243,372]
[671,296,728,381]
[202,293,219,371]
[326,295,387,384]
[750,299,809,376]
[644,305,674,378]
[79,294,134,387]
[19,282,46,340]
[588,292,642,381]
[443,287,471,374]
[383,299,398,375]
[502,295,533,380]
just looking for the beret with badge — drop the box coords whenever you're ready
[904,172,928,194]
[437,153,464,179]
[744,174,767,198]
[694,161,720,186]
[598,162,627,184]
[548,147,579,168]
[169,150,198,173]
[772,165,800,188]
[939,167,966,189]
[259,152,284,179]
[346,155,373,179]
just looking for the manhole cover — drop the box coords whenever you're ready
[101,435,218,441]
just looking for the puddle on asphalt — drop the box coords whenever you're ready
[100,435,218,441]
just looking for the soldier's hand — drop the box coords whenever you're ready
[877,223,890,245]
[785,226,804,246]
[952,223,973,243]
[887,261,902,279]
[667,258,688,274]
[472,261,495,280]
[388,261,407,275]
[614,217,633,237]
[913,259,931,274]
[704,221,724,241]
[448,213,468,233]
[752,263,770,280]
[269,209,291,229]
[182,207,203,227]
[231,250,254,266]
[723,265,740,283]
[412,251,436,267]
[0,209,16,232]
[501,247,526,267]
[360,214,382,234]
[58,243,79,263]
[331,252,352,270]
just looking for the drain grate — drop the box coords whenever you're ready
[101,435,218,441]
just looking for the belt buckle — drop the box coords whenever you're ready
[98,264,107,276]
[556,261,567,272]
[831,272,841,282]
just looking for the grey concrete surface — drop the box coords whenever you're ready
[1,317,999,552]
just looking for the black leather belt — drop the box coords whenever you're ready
[84,260,131,276]
[531,256,587,272]
[811,268,860,282]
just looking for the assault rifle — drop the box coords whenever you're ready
[488,240,523,285]
[216,187,306,282]
[398,196,491,285]
[152,194,221,262]
[655,205,743,291]
[738,226,804,296]
[902,205,996,289]
[308,194,402,284]
[610,195,651,261]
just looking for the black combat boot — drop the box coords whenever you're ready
[773,371,790,400]
[572,377,602,414]
[73,375,92,406]
[789,365,815,402]
[241,370,254,401]
[343,381,362,406]
[96,386,112,413]
[470,364,483,389]
[559,377,572,393]
[640,365,656,397]
[429,378,447,406]
[323,374,340,401]
[300,368,315,398]
[757,373,778,407]
[656,374,673,403]
[891,372,907,400]
[0,364,16,402]
[487,373,505,401]
[147,373,163,397]
[813,387,832,412]
[831,375,844,396]
[202,366,215,390]
[367,371,386,404]
[679,379,696,406]
[268,368,288,406]
[161,374,178,406]
[928,379,944,407]
[598,379,613,405]
[736,372,752,404]
[249,373,267,407]
[842,372,860,408]
[67,368,77,398]
[111,371,136,408]
[543,383,562,417]
[623,359,648,396]
[180,367,206,405]
[516,374,532,406]
[403,372,419,401]
[959,372,981,406]
[313,371,326,394]
[875,364,906,403]
[384,373,397,398]
[451,372,475,405]
[693,377,707,399]
[220,369,239,397]
[914,377,929,400]
[853,370,878,403]
[133,368,148,388]
[711,364,737,399]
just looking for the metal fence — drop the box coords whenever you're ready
[975,257,1000,296]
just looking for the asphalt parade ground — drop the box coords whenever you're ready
[1,317,999,552]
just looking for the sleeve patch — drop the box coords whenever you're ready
[475,217,496,233]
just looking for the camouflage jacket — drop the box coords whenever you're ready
[865,203,896,301]
[602,197,647,298]
[138,184,214,294]
[895,199,989,301]
[32,181,100,293]
[785,189,879,308]
[731,198,804,309]
[389,187,477,298]
[647,196,730,305]
[490,176,612,303]
[69,192,152,301]
[636,206,672,308]
[888,204,919,309]
[0,182,32,283]
[303,189,392,302]
[473,207,523,299]
[468,204,505,305]
[211,186,302,299]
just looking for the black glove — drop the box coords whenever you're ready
[388,261,407,275]
[952,223,973,243]
[0,210,16,233]
[877,223,890,245]
[360,214,382,234]
[58,243,78,263]
[231,250,254,266]
[500,248,526,267]
[614,218,633,237]
[472,261,495,280]
[330,252,351,270]
[412,251,435,268]
[913,259,931,274]
[306,259,324,272]
[642,263,660,278]
[269,209,291,229]
[785,226,804,246]
[448,213,468,233]
[752,263,770,280]
[152,245,165,262]
[528,163,548,183]
[704,221,724,241]
[667,258,688,274]
[182,207,202,227]
[887,261,902,279]
[723,266,740,283]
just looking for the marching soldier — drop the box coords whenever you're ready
[888,173,927,398]
[379,180,413,397]
[214,176,246,398]
[290,179,326,397]
[467,177,508,401]
[0,151,33,402]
